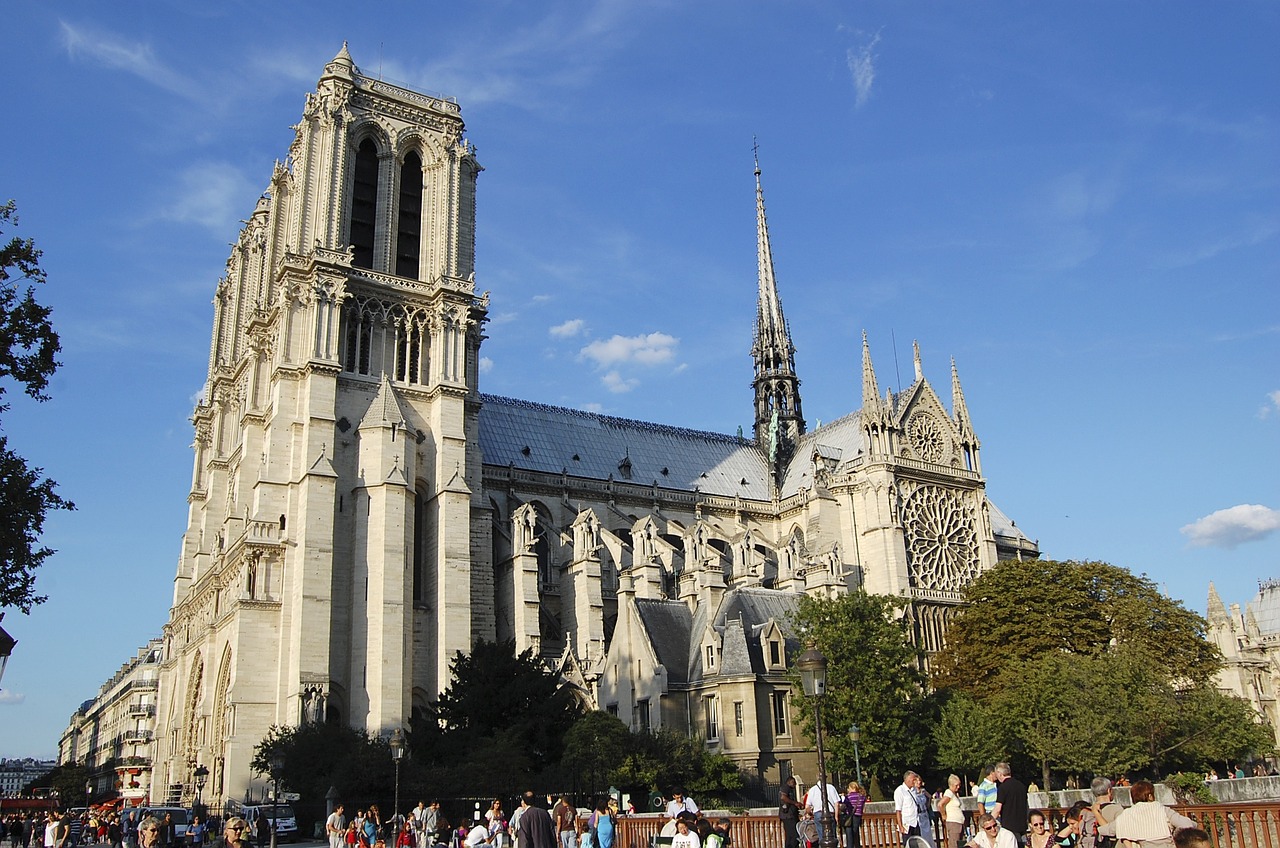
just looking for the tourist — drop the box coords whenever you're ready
[670,816,698,848]
[895,771,924,846]
[939,776,965,848]
[843,781,867,848]
[515,793,556,848]
[551,797,577,848]
[212,819,249,848]
[779,777,802,848]
[1172,830,1210,848]
[666,791,699,823]
[992,764,1028,847]
[1098,781,1194,848]
[327,806,347,848]
[1083,777,1123,848]
[135,820,161,848]
[1027,811,1054,848]
[805,775,842,848]
[967,815,1017,848]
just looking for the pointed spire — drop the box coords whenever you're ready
[362,374,407,431]
[912,340,923,382]
[1207,582,1229,624]
[750,142,805,481]
[861,332,882,417]
[951,357,975,441]
[322,41,357,83]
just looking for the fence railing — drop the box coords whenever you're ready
[614,803,1280,848]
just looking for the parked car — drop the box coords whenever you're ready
[231,804,298,843]
[140,807,192,841]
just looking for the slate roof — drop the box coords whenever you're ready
[1247,582,1280,634]
[633,598,694,685]
[779,411,867,495]
[479,394,772,499]
[988,500,1033,545]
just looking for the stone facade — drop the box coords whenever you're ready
[1208,580,1280,758]
[57,640,162,805]
[151,47,1037,807]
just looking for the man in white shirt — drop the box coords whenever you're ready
[325,806,346,848]
[967,815,1017,848]
[804,778,842,846]
[665,790,699,822]
[894,771,923,846]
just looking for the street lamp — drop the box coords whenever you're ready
[389,728,406,828]
[193,764,209,812]
[848,725,863,787]
[269,752,284,848]
[796,647,836,848]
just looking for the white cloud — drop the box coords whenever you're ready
[602,370,638,393]
[0,691,25,705]
[60,21,202,100]
[580,402,604,413]
[479,357,494,374]
[846,30,882,108]
[1181,504,1280,549]
[1260,390,1280,419]
[160,163,259,234]
[550,318,586,338]
[580,332,678,368]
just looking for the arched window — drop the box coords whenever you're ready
[351,138,379,269]
[396,152,423,279]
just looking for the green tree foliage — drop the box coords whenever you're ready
[562,711,631,797]
[789,591,936,792]
[931,559,1273,781]
[933,693,1005,778]
[606,728,743,804]
[429,638,582,760]
[252,723,393,828]
[0,200,73,613]
[933,559,1220,693]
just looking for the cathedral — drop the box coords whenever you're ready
[150,46,1037,806]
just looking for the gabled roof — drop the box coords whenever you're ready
[779,411,867,495]
[633,598,694,685]
[693,587,803,681]
[479,394,772,499]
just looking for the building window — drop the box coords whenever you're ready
[734,701,744,737]
[769,639,782,666]
[606,704,618,717]
[771,690,788,736]
[706,644,715,669]
[396,152,423,278]
[705,695,719,741]
[633,699,650,733]
[350,138,379,269]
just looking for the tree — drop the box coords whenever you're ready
[562,711,631,798]
[789,591,937,793]
[1,199,73,613]
[932,559,1271,781]
[933,692,1005,779]
[932,559,1221,694]
[605,727,743,804]
[429,638,582,761]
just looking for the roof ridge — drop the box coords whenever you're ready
[481,393,755,446]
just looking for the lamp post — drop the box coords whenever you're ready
[389,728,406,828]
[193,764,209,814]
[848,725,863,787]
[269,753,284,848]
[796,647,836,848]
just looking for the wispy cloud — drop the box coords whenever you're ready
[1181,504,1280,548]
[1160,220,1280,270]
[1259,390,1280,420]
[550,318,586,338]
[158,163,260,234]
[845,29,882,109]
[479,356,494,374]
[580,332,678,367]
[371,3,643,110]
[59,21,202,100]
[0,691,25,705]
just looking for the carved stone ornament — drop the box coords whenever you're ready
[902,484,979,591]
[907,412,949,464]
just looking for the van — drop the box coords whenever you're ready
[140,807,192,841]
[235,804,298,842]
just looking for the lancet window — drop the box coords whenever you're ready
[350,139,379,269]
[340,297,432,385]
[396,152,423,279]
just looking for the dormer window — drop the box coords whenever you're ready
[770,638,782,666]
[706,644,716,669]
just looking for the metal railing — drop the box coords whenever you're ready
[614,803,1280,848]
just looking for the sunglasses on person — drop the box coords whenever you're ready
[227,827,244,832]
[983,825,999,833]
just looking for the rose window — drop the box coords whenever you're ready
[902,485,979,591]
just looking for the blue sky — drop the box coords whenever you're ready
[1,1,1276,758]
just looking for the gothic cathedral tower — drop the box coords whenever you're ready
[153,46,488,805]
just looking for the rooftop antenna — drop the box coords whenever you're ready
[890,329,903,392]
